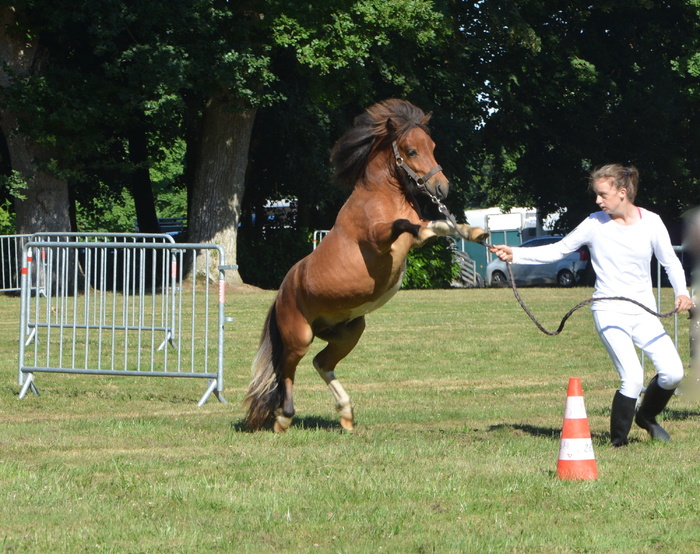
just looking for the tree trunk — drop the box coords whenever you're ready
[0,7,71,235]
[8,131,72,234]
[188,93,255,286]
[128,111,160,233]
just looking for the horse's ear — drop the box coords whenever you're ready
[421,112,433,125]
[386,117,397,137]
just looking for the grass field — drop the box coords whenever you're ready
[1,286,699,553]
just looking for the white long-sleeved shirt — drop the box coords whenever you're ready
[512,208,689,314]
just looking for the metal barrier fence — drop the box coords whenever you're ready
[450,238,482,288]
[0,234,35,294]
[0,232,177,296]
[31,232,176,300]
[312,229,329,250]
[647,245,690,356]
[17,238,235,405]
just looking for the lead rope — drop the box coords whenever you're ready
[494,262,677,336]
[423,194,678,336]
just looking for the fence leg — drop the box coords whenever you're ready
[24,325,37,346]
[198,379,227,406]
[18,373,40,399]
[214,389,227,404]
[157,328,178,351]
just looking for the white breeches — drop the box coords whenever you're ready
[593,310,684,398]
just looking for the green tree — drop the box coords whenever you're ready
[460,0,700,233]
[0,6,72,234]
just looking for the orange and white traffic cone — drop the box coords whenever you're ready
[557,377,598,480]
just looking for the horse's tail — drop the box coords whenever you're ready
[243,302,285,430]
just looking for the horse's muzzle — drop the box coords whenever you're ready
[423,179,449,202]
[434,182,448,200]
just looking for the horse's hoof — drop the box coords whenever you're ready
[337,403,354,430]
[340,417,354,432]
[273,421,285,433]
[471,228,489,243]
[274,415,292,433]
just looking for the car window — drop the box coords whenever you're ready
[521,237,561,247]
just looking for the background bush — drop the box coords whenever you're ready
[403,239,458,289]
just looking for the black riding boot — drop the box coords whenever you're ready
[635,375,675,441]
[610,391,637,447]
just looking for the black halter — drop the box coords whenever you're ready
[391,140,443,192]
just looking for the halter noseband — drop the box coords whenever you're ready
[391,140,443,191]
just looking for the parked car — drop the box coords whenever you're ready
[486,236,590,287]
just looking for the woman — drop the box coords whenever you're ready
[490,164,693,446]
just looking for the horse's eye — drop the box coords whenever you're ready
[407,149,418,158]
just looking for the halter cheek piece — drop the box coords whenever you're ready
[391,140,443,192]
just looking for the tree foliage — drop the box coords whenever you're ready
[460,0,700,232]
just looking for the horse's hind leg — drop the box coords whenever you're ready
[273,348,309,433]
[313,316,366,431]
[274,358,299,433]
[274,304,314,433]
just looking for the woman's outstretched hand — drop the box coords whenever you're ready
[489,244,513,262]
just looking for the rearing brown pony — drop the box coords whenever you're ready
[244,99,487,432]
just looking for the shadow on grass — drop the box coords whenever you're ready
[231,415,343,433]
[488,422,616,443]
[491,410,700,445]
[488,423,559,439]
[665,408,700,421]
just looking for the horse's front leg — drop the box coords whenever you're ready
[370,219,488,251]
[428,220,489,243]
[368,219,439,251]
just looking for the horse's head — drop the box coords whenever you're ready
[331,99,450,202]
[390,122,449,202]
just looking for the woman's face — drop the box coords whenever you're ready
[593,177,626,215]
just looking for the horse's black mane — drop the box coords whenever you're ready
[330,99,431,189]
